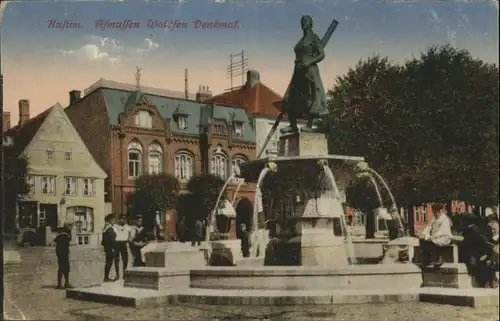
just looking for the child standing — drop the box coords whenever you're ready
[54,223,72,289]
[102,214,119,282]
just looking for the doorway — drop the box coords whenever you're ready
[40,204,58,230]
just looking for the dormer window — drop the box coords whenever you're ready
[177,116,187,130]
[214,125,225,135]
[233,121,244,136]
[135,110,152,128]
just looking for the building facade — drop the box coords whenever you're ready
[65,84,257,240]
[4,102,109,246]
[206,70,307,158]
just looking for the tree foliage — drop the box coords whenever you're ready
[175,192,197,241]
[127,173,180,228]
[324,45,499,208]
[186,174,226,221]
[3,146,30,232]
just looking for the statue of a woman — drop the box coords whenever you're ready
[279,15,329,134]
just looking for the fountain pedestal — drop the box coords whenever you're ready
[266,132,349,266]
[290,217,348,266]
[279,132,328,157]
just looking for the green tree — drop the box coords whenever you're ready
[187,174,226,221]
[402,45,499,206]
[3,146,30,233]
[175,192,196,241]
[127,173,180,230]
[324,46,498,219]
[324,56,419,203]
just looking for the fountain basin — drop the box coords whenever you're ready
[240,155,363,183]
[189,265,422,291]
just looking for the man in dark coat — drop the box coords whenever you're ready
[192,219,204,247]
[484,218,499,288]
[129,216,147,267]
[54,223,72,289]
[459,214,498,287]
[102,214,119,282]
[240,223,251,257]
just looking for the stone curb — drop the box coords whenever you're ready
[66,286,499,308]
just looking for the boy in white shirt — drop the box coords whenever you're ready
[114,215,130,279]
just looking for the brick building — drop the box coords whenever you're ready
[206,70,308,158]
[64,83,256,240]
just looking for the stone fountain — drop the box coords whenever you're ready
[66,130,498,308]
[66,15,498,309]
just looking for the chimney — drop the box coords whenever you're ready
[2,112,11,132]
[69,90,81,105]
[184,69,189,100]
[18,100,30,126]
[246,70,260,88]
[196,85,213,102]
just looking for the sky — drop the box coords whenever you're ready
[1,0,499,124]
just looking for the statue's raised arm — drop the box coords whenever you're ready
[279,15,337,134]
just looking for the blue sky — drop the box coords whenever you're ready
[1,0,498,122]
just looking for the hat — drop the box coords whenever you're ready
[104,213,115,222]
[431,203,445,211]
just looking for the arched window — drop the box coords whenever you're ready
[127,140,143,178]
[174,151,194,182]
[211,146,228,180]
[231,155,249,176]
[148,143,163,174]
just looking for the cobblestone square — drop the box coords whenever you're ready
[3,247,499,320]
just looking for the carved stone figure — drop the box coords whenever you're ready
[278,15,335,134]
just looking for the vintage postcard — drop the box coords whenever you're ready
[1,0,499,320]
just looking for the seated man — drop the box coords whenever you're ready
[419,203,453,267]
[483,218,499,288]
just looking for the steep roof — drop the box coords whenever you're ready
[206,82,283,118]
[84,78,197,100]
[4,107,53,155]
[99,88,255,143]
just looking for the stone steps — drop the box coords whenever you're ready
[419,287,499,308]
[67,281,499,308]
[421,263,478,289]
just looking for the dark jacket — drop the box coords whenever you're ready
[54,229,71,256]
[130,226,147,247]
[101,224,117,249]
